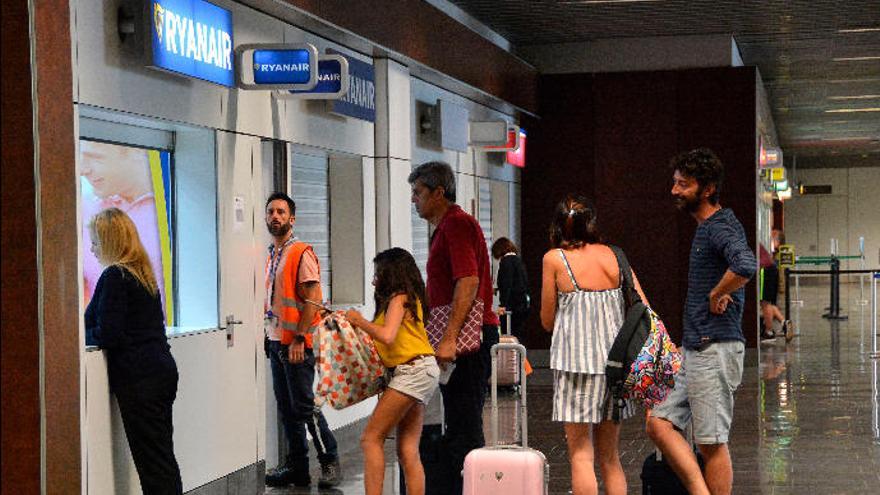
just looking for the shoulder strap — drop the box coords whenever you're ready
[557,249,581,291]
[609,245,638,308]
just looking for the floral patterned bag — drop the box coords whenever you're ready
[315,312,386,410]
[623,309,682,408]
[606,246,681,421]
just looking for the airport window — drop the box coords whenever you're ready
[79,112,219,335]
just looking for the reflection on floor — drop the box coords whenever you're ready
[267,284,880,494]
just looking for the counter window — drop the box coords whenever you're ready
[80,112,219,334]
[80,140,175,323]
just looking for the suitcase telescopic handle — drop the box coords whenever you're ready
[490,342,528,448]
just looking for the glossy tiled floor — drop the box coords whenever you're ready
[267,284,880,494]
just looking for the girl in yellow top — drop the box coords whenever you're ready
[346,248,440,495]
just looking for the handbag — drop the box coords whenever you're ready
[425,298,484,356]
[315,312,386,409]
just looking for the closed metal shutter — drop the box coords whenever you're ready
[411,164,430,281]
[290,148,331,301]
[478,178,493,253]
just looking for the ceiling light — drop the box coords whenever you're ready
[829,78,880,84]
[560,0,663,4]
[838,27,880,33]
[827,95,880,100]
[824,108,880,113]
[833,56,880,62]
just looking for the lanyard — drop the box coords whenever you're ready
[265,236,296,316]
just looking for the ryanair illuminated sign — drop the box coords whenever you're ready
[327,50,375,123]
[237,43,318,90]
[282,55,350,100]
[148,0,234,87]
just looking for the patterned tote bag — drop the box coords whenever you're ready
[425,298,484,356]
[624,309,682,409]
[315,312,386,410]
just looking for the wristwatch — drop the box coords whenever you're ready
[293,334,306,344]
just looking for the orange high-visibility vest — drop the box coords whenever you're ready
[272,242,323,347]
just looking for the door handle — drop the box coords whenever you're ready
[224,315,243,347]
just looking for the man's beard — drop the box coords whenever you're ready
[673,187,703,213]
[267,221,291,237]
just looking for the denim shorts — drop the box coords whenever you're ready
[386,355,440,404]
[651,340,745,444]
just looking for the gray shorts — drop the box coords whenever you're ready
[386,355,440,404]
[651,340,744,444]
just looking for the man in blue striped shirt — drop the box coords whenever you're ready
[647,148,756,495]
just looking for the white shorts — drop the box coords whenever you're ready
[386,355,440,404]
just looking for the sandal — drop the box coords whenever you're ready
[783,320,795,342]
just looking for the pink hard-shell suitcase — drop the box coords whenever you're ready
[496,312,521,387]
[462,342,548,495]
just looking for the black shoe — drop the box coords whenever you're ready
[318,460,342,488]
[266,465,310,487]
[760,330,776,342]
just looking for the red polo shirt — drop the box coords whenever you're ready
[426,204,500,326]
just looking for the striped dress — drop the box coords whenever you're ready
[550,249,636,423]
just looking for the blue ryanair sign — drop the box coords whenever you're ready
[253,49,312,85]
[236,43,318,90]
[328,50,375,123]
[285,55,349,99]
[149,0,234,87]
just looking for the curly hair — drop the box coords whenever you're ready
[669,148,725,205]
[372,248,427,324]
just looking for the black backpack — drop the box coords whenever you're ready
[605,246,651,422]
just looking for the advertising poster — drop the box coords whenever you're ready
[80,140,174,324]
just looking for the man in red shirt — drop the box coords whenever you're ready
[409,161,500,494]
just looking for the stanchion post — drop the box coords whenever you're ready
[825,257,848,320]
[785,267,791,321]
[872,271,878,358]
[831,257,839,318]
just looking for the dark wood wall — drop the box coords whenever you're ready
[522,67,759,349]
[1,0,80,493]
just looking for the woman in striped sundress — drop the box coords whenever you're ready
[540,194,649,495]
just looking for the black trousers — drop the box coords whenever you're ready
[115,365,182,495]
[437,324,499,494]
[762,263,780,305]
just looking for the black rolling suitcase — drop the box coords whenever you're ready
[641,422,705,495]
[641,448,705,494]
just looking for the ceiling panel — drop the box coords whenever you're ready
[451,0,880,164]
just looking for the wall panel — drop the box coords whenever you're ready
[523,67,759,348]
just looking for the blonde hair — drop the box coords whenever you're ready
[88,208,158,295]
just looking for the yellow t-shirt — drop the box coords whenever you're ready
[373,301,435,367]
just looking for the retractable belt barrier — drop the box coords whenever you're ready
[784,267,880,358]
